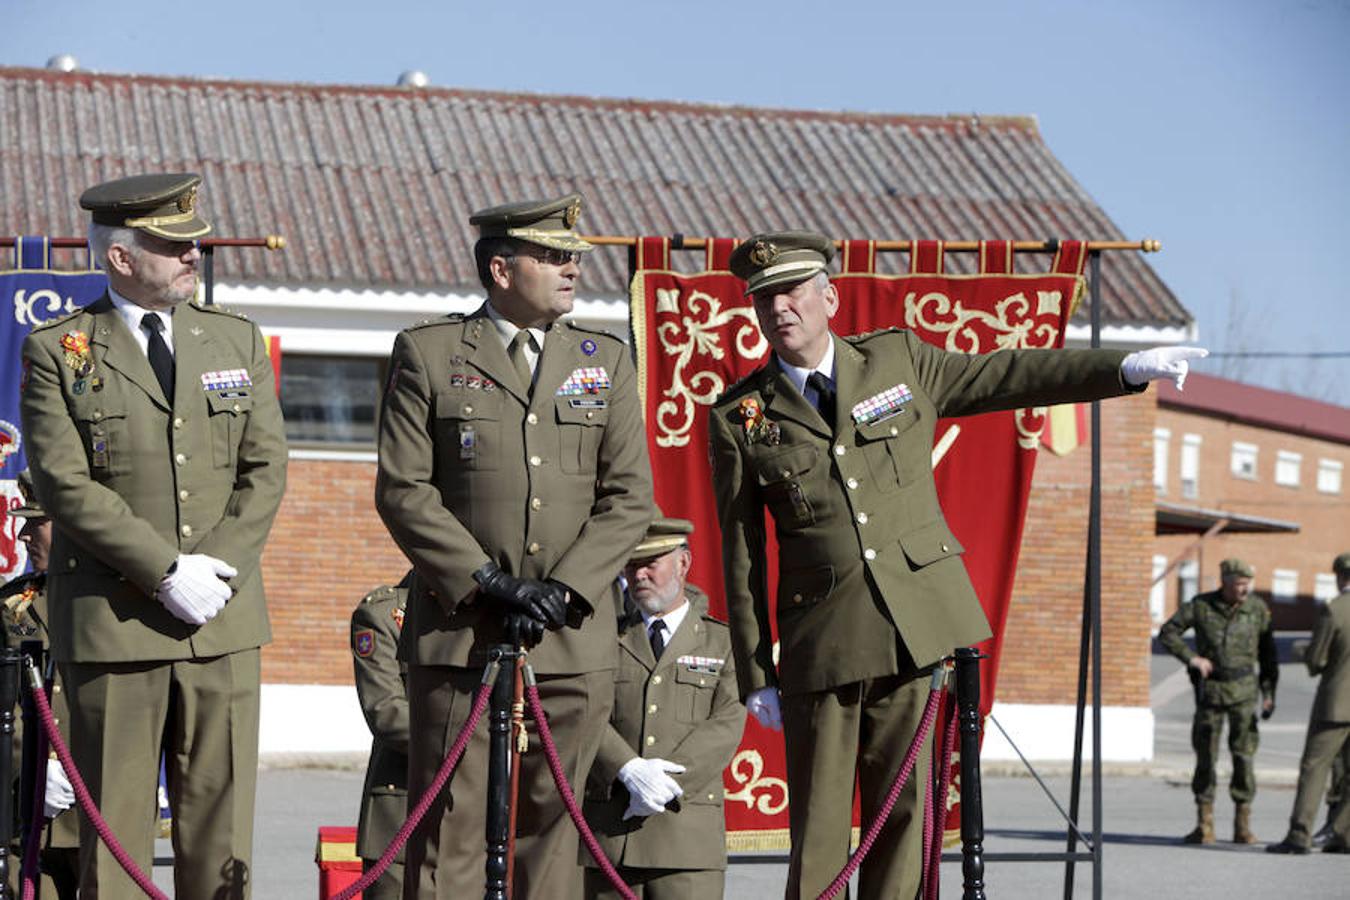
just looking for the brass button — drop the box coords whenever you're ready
[648,704,658,714]
[92,410,103,421]
[890,426,899,436]
[652,675,663,685]
[386,784,395,790]
[179,490,190,501]
[174,453,187,466]
[792,593,803,604]
[463,405,474,415]
[527,542,542,555]
[846,478,859,490]
[779,469,791,479]
[708,793,717,801]
[181,524,193,537]
[834,444,845,456]
[856,512,869,524]
[526,413,539,425]
[699,678,707,686]
[67,558,77,570]
[173,417,184,429]
[941,543,949,553]
[864,548,877,561]
[232,403,242,413]
[530,497,542,511]
[52,684,61,694]
[646,735,656,746]
[529,455,542,467]
[585,411,595,420]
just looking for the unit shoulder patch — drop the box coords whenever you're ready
[352,628,376,658]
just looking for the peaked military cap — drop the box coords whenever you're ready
[630,515,694,561]
[729,230,836,295]
[1219,558,1255,579]
[1333,552,1350,576]
[80,173,211,240]
[469,193,594,253]
[6,469,44,519]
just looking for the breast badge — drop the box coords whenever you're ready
[60,330,94,378]
[739,397,780,446]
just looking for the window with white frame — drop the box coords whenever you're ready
[1153,428,1170,495]
[1315,573,1339,604]
[1180,434,1202,499]
[1150,555,1168,627]
[1230,442,1258,480]
[279,354,385,446]
[1318,458,1343,495]
[1275,450,1302,488]
[1271,569,1299,604]
[1178,560,1198,604]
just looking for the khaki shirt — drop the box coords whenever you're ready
[583,586,744,870]
[1306,589,1350,723]
[19,295,288,662]
[709,329,1138,697]
[376,305,654,674]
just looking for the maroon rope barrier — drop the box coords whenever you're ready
[20,676,52,900]
[27,662,168,899]
[523,672,638,900]
[330,672,496,900]
[817,671,946,900]
[924,692,960,900]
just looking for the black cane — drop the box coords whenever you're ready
[484,643,518,900]
[0,646,23,898]
[955,647,987,900]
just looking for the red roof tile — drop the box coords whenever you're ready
[1158,373,1350,444]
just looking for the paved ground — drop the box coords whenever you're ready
[133,633,1341,898]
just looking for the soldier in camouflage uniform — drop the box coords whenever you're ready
[1160,557,1278,845]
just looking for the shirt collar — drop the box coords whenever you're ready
[638,595,691,639]
[108,288,175,342]
[777,336,836,397]
[485,301,546,351]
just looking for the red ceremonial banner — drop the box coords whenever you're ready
[630,238,1085,849]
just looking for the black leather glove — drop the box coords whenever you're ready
[548,580,591,629]
[1261,703,1275,721]
[505,612,545,648]
[474,562,568,632]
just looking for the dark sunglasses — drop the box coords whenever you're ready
[507,247,582,267]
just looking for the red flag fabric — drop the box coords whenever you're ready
[630,240,1084,848]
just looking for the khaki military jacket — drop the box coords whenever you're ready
[19,295,288,662]
[582,586,744,870]
[376,305,653,674]
[1160,589,1279,707]
[709,330,1139,698]
[351,581,410,861]
[2,573,78,849]
[1306,588,1350,723]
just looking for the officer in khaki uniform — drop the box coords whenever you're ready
[582,517,744,899]
[1,470,78,899]
[1160,557,1277,845]
[707,232,1204,899]
[351,571,413,898]
[375,194,653,900]
[1268,552,1350,854]
[19,174,288,899]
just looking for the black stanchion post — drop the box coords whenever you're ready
[484,645,516,900]
[0,646,23,898]
[17,641,44,887]
[955,647,986,900]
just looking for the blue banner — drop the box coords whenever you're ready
[2,237,106,580]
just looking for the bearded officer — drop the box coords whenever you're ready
[351,571,414,898]
[707,231,1206,899]
[19,173,288,898]
[2,470,78,899]
[375,194,653,900]
[582,516,744,899]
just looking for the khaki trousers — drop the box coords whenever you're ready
[63,650,261,900]
[1285,719,1350,845]
[584,865,724,899]
[782,673,933,900]
[402,665,612,900]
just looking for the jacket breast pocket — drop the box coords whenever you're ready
[206,391,252,469]
[435,392,501,471]
[754,445,819,529]
[555,397,608,475]
[897,519,964,571]
[73,400,130,479]
[674,665,718,723]
[777,564,836,617]
[855,405,923,494]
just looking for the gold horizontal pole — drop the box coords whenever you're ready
[583,236,1161,253]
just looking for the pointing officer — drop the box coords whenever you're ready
[19,173,288,898]
[582,516,744,899]
[707,231,1206,898]
[376,194,653,899]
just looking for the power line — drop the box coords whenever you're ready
[1204,352,1350,359]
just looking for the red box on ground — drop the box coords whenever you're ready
[316,825,362,900]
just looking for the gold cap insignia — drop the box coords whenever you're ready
[177,186,197,214]
[749,240,777,267]
[563,198,581,229]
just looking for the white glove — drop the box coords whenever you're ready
[617,756,686,820]
[44,759,75,818]
[1120,346,1208,391]
[746,687,783,732]
[156,554,238,626]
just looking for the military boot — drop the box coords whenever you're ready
[1234,803,1257,844]
[1183,801,1215,844]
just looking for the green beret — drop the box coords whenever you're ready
[469,193,594,253]
[1333,553,1350,576]
[1219,558,1255,579]
[630,516,694,561]
[729,230,835,296]
[6,469,44,520]
[80,173,211,240]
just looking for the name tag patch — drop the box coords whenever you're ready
[568,397,608,409]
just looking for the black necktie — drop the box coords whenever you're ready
[141,312,175,405]
[648,619,666,661]
[807,371,836,427]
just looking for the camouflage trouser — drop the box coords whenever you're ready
[1191,703,1260,804]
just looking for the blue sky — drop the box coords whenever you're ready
[6,0,1348,403]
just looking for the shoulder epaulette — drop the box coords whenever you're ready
[844,326,904,344]
[407,313,465,331]
[196,303,251,321]
[28,308,87,333]
[717,365,771,404]
[701,610,729,627]
[562,320,622,341]
[360,584,399,605]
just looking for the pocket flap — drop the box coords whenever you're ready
[674,665,719,687]
[73,400,128,422]
[778,565,836,610]
[898,520,964,568]
[854,406,919,443]
[554,396,609,425]
[205,391,253,414]
[435,391,500,420]
[754,445,818,485]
